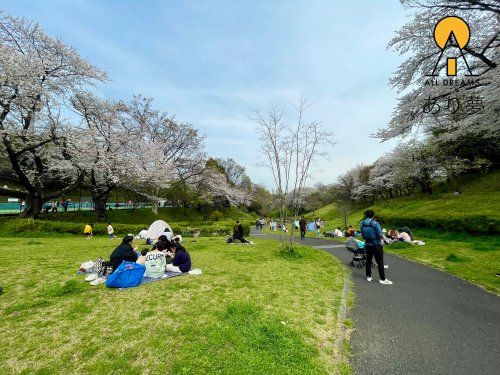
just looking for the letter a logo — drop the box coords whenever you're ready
[429,16,474,76]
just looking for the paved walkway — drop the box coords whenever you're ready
[251,230,500,375]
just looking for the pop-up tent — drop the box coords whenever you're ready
[307,221,316,231]
[147,220,173,240]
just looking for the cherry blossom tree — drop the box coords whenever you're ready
[71,92,137,221]
[377,0,499,165]
[0,13,106,217]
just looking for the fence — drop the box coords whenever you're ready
[0,201,152,215]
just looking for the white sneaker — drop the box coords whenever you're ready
[379,279,393,285]
[366,277,373,282]
[384,265,389,269]
[90,277,106,286]
[84,274,98,282]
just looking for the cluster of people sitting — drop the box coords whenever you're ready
[109,234,192,278]
[330,224,423,245]
[330,225,358,238]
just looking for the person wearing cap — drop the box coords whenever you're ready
[109,235,139,271]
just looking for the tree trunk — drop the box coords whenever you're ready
[419,179,433,194]
[93,197,108,222]
[19,192,43,219]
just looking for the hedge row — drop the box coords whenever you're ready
[378,214,499,235]
[0,219,251,237]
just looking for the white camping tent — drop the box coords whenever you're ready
[147,220,173,240]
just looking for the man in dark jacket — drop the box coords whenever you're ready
[233,220,249,243]
[299,216,307,239]
[109,235,138,270]
[360,210,393,285]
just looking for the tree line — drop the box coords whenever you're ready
[0,13,256,220]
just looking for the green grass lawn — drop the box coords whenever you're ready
[0,236,348,374]
[384,230,500,295]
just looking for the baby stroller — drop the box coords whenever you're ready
[345,237,366,268]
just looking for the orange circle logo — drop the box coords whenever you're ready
[433,16,470,49]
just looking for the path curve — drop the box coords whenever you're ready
[251,230,500,375]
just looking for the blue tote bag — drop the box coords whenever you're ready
[106,261,145,288]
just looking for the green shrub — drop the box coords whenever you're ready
[378,214,499,235]
[0,218,243,238]
[445,253,467,262]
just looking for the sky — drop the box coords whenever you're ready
[2,0,409,188]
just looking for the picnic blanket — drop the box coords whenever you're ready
[78,260,202,288]
[141,271,185,285]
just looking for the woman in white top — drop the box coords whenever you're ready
[144,242,167,278]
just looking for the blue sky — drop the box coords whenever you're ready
[2,0,408,187]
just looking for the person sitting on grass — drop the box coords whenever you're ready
[109,235,139,271]
[136,248,149,265]
[398,231,412,242]
[233,220,249,243]
[84,223,93,239]
[166,242,191,273]
[334,227,344,237]
[144,241,167,278]
[157,235,173,248]
[389,227,399,240]
[346,225,355,237]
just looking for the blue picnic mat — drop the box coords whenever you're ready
[141,271,185,285]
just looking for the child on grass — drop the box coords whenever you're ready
[136,248,149,265]
[84,223,93,239]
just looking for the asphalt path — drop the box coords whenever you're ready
[251,230,500,375]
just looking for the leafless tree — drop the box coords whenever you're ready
[253,98,333,250]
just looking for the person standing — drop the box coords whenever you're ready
[299,216,307,239]
[107,222,115,239]
[360,210,393,285]
[315,218,322,238]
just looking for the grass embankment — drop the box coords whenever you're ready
[313,172,500,235]
[0,207,255,238]
[0,236,349,374]
[301,172,500,294]
[39,206,255,224]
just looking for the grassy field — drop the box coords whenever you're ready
[0,236,349,374]
[384,230,500,295]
